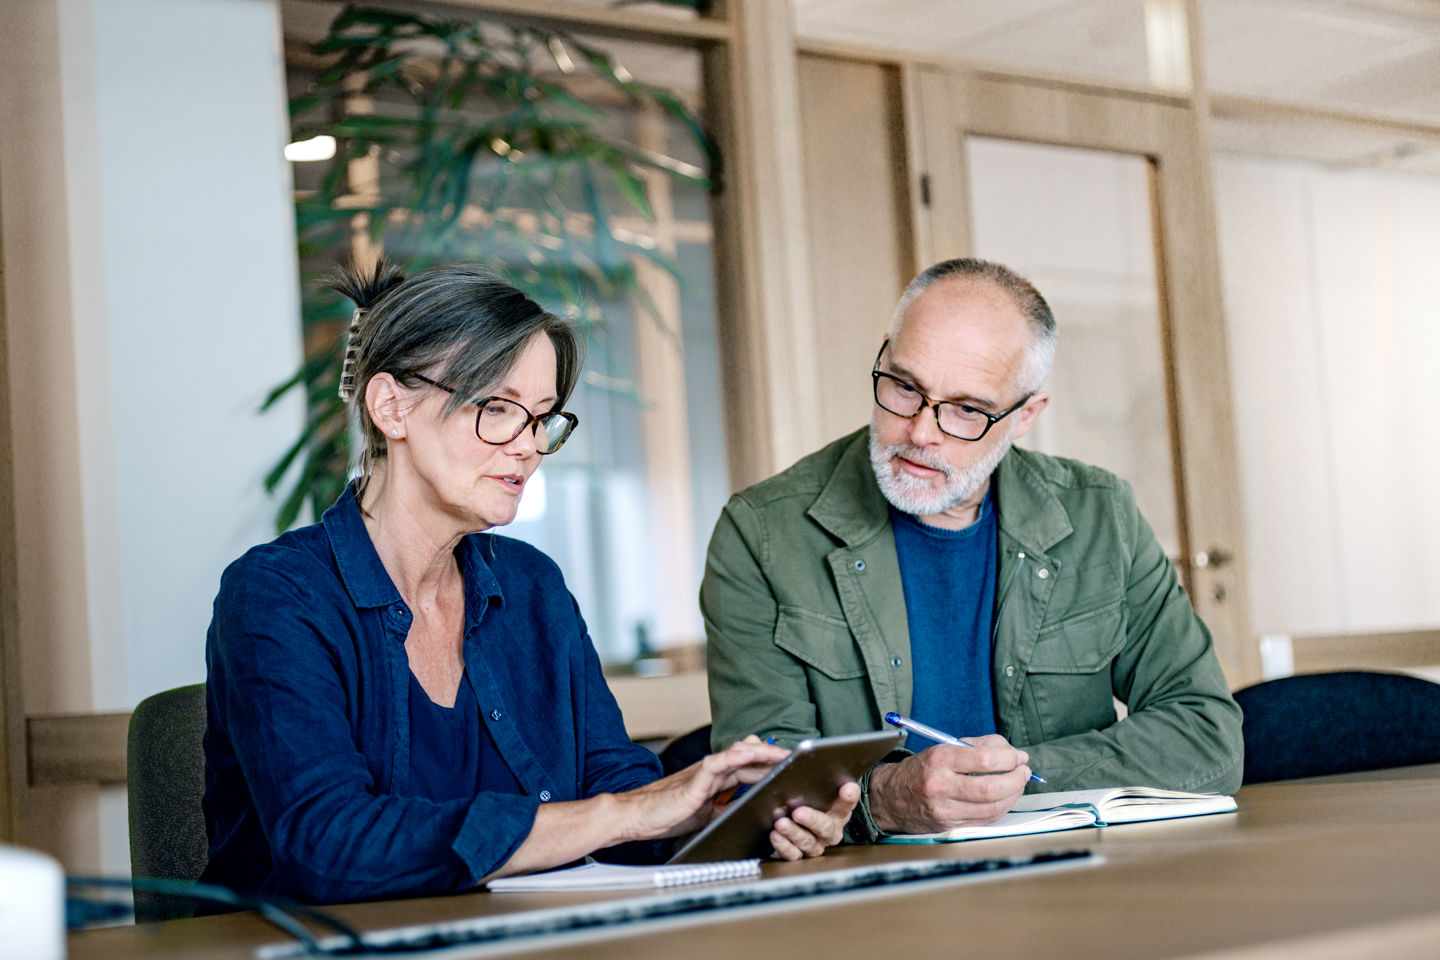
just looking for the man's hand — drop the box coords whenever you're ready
[867,734,1032,835]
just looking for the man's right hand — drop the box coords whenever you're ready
[867,734,1032,835]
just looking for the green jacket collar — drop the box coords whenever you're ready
[805,428,1073,554]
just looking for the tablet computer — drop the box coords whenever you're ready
[667,728,905,864]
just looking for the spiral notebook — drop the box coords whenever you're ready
[486,858,762,892]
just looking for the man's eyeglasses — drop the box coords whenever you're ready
[411,373,578,455]
[870,341,1030,442]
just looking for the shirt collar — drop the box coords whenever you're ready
[322,483,506,616]
[807,430,892,546]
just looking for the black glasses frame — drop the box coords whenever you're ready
[410,372,579,454]
[870,341,1030,442]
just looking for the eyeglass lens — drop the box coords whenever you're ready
[874,375,992,440]
[475,398,574,453]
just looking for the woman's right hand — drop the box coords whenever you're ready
[614,736,790,842]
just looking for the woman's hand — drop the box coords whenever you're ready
[766,779,859,860]
[614,736,859,860]
[615,736,784,840]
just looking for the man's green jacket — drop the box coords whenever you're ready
[701,428,1243,840]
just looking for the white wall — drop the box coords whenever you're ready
[1215,155,1440,636]
[90,0,305,707]
[1,0,303,873]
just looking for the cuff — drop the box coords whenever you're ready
[451,791,542,884]
[843,763,888,845]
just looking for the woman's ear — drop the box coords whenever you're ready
[365,372,407,440]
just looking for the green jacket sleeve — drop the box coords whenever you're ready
[701,495,906,843]
[701,496,824,750]
[1020,487,1244,795]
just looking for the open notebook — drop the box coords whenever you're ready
[882,786,1236,844]
[486,859,762,892]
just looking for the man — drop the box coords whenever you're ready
[701,258,1243,842]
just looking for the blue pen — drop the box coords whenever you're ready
[884,712,1046,784]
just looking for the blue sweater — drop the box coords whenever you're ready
[202,487,662,903]
[890,493,998,746]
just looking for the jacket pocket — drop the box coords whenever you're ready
[1021,601,1125,739]
[773,605,867,680]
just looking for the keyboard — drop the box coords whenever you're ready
[259,849,1096,957]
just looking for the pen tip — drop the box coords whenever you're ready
[883,712,900,725]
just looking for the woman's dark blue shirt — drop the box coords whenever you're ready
[201,487,663,904]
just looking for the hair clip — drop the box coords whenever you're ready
[337,307,366,402]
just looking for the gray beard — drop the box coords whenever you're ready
[868,424,1014,517]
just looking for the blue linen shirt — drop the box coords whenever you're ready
[201,486,663,904]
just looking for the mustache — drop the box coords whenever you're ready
[882,443,955,479]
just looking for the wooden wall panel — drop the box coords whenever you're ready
[0,152,24,839]
[795,54,914,445]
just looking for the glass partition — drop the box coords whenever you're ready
[283,1,725,666]
[965,136,1181,559]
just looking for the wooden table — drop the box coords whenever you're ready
[70,765,1440,959]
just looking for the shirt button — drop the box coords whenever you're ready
[490,709,502,721]
[890,656,902,667]
[1004,665,1016,677]
[854,559,866,572]
[1037,568,1050,580]
[539,790,552,802]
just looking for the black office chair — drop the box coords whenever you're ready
[658,724,713,776]
[127,683,209,922]
[1234,671,1440,783]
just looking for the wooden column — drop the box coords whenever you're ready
[704,0,820,490]
[0,151,25,841]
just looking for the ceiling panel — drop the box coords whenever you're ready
[794,0,1154,87]
[793,0,1082,51]
[1203,0,1440,121]
[793,0,1440,124]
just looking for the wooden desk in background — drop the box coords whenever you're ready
[70,765,1440,960]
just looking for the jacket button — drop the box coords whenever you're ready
[490,709,503,721]
[890,656,902,668]
[1017,551,1026,560]
[1004,665,1016,677]
[539,790,552,802]
[1037,568,1050,579]
[854,559,866,572]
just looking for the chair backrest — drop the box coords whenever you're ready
[658,724,713,777]
[126,683,208,922]
[1234,671,1440,783]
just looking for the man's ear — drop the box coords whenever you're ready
[1010,392,1049,442]
[365,372,407,440]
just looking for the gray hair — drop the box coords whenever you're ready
[328,259,583,497]
[891,258,1057,395]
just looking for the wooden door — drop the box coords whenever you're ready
[905,67,1259,685]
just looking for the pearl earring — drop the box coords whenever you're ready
[390,430,399,437]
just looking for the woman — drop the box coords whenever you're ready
[202,261,858,904]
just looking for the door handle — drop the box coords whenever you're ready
[1192,548,1231,569]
